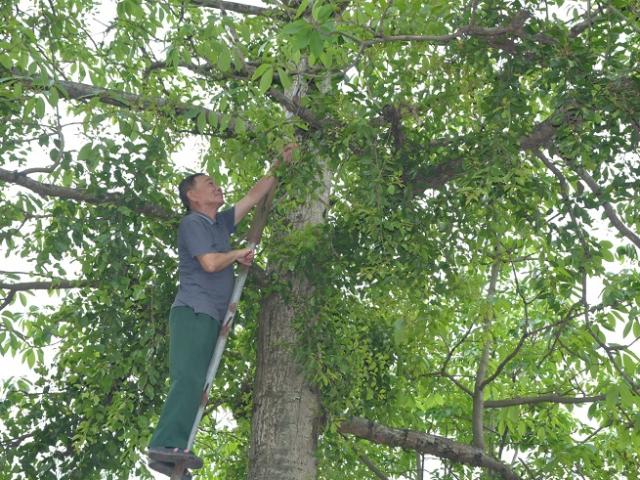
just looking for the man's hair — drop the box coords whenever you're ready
[178,173,205,211]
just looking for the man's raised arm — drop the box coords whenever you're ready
[234,144,296,225]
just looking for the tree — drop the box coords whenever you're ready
[1,0,639,479]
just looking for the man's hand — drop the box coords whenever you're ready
[235,248,254,266]
[235,143,299,226]
[272,142,298,169]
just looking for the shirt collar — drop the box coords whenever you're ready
[191,211,217,225]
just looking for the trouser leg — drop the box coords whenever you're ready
[149,306,220,450]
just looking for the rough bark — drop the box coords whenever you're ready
[248,164,330,479]
[339,417,522,480]
[248,57,329,478]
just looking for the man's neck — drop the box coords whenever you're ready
[191,205,219,221]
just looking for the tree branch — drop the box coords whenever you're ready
[146,58,329,131]
[355,8,606,56]
[410,99,585,192]
[10,69,247,137]
[485,393,606,408]
[0,167,175,220]
[0,289,16,312]
[189,0,280,17]
[354,448,390,480]
[481,329,530,389]
[569,163,640,250]
[361,10,533,47]
[472,259,500,450]
[0,279,96,291]
[338,417,522,480]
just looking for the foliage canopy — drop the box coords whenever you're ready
[1,0,639,479]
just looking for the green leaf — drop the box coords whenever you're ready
[620,383,635,408]
[196,111,206,133]
[622,354,636,376]
[78,143,93,161]
[62,169,73,187]
[252,63,272,81]
[294,0,309,19]
[319,51,332,68]
[0,54,12,69]
[393,319,408,346]
[277,67,293,90]
[281,20,308,36]
[49,148,60,162]
[259,66,273,94]
[219,114,230,132]
[309,30,323,58]
[217,47,231,72]
[601,249,614,262]
[235,118,246,135]
[34,97,46,118]
[313,4,333,22]
[208,112,218,129]
[48,86,59,106]
[24,349,35,369]
[606,386,619,409]
[293,30,311,50]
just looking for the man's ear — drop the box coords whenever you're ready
[186,188,196,207]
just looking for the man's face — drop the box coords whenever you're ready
[188,175,224,208]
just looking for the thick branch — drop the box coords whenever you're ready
[357,9,606,53]
[266,88,328,130]
[362,10,533,47]
[411,100,584,191]
[11,70,246,137]
[339,417,521,480]
[189,0,278,17]
[0,167,175,220]
[485,394,606,408]
[0,279,96,290]
[145,59,328,131]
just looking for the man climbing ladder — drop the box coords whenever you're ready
[147,145,296,477]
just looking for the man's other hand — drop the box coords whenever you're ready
[236,248,254,266]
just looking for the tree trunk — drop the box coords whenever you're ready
[247,163,330,480]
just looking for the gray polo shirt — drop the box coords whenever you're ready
[172,207,236,322]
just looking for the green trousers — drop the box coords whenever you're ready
[149,306,220,450]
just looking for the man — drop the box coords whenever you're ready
[147,145,295,476]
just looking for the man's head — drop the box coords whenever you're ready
[178,173,224,212]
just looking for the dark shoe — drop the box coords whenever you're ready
[148,460,192,479]
[147,446,203,469]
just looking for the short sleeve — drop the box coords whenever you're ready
[180,216,220,257]
[218,206,236,234]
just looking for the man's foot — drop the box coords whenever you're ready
[148,460,193,479]
[147,446,203,469]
